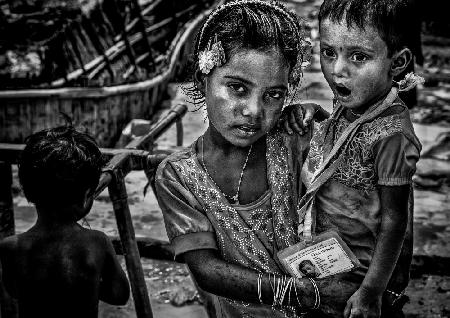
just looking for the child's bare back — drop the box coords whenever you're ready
[0,124,129,317]
[1,225,127,318]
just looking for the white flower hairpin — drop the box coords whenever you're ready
[198,39,226,75]
[396,72,425,92]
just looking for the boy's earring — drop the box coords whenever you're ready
[391,48,412,76]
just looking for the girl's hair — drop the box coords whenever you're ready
[19,121,103,208]
[318,0,420,57]
[186,0,309,104]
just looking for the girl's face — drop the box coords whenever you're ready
[203,48,290,147]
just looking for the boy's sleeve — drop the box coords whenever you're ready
[155,162,218,259]
[373,132,420,186]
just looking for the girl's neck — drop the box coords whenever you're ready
[204,125,254,157]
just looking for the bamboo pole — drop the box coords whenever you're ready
[130,0,155,72]
[82,16,115,80]
[110,0,139,77]
[125,103,187,150]
[65,24,87,73]
[108,167,153,318]
[176,117,184,147]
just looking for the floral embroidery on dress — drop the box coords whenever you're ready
[248,207,274,242]
[308,114,403,191]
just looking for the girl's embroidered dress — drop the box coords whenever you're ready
[156,129,308,318]
[301,88,421,294]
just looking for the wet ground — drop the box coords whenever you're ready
[9,0,450,317]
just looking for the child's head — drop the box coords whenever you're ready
[188,0,310,146]
[318,0,413,111]
[319,0,415,57]
[19,124,103,215]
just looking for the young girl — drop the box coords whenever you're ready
[155,1,358,317]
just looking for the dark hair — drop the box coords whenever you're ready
[187,0,308,103]
[318,0,418,56]
[18,124,103,208]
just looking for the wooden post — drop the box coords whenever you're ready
[0,162,14,239]
[108,167,152,318]
[176,118,183,146]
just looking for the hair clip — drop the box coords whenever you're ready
[395,72,425,92]
[198,39,226,75]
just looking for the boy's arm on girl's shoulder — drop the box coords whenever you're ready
[280,102,329,136]
[96,231,130,305]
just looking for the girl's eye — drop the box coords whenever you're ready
[321,48,335,58]
[229,83,246,94]
[351,52,369,62]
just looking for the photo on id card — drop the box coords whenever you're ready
[277,230,361,279]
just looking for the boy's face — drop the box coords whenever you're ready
[319,18,394,112]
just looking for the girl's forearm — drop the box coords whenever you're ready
[184,249,316,308]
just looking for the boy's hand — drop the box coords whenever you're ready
[279,103,329,135]
[343,286,382,318]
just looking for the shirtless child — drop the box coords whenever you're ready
[0,125,129,318]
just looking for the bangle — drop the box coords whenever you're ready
[257,273,264,304]
[293,278,308,315]
[308,278,321,310]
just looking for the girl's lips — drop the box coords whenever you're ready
[236,124,261,134]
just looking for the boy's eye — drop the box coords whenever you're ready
[320,48,335,58]
[350,52,369,62]
[266,90,285,100]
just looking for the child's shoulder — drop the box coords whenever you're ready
[75,227,111,246]
[363,100,419,147]
[156,145,195,180]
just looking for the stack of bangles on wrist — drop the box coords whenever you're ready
[257,272,320,317]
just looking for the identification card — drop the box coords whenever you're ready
[277,231,361,279]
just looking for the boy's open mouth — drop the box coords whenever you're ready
[335,84,351,97]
